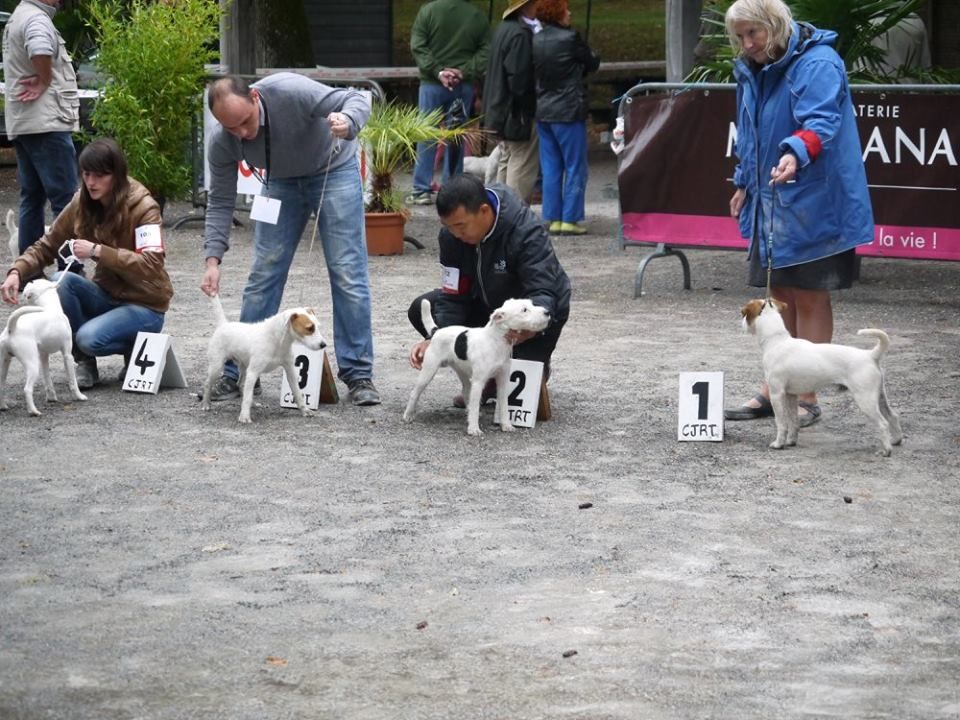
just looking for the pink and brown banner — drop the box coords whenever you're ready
[618,87,960,261]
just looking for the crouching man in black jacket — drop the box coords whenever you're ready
[408,174,571,407]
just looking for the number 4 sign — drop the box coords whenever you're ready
[122,332,188,394]
[678,371,724,441]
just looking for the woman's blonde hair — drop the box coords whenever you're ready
[725,0,793,60]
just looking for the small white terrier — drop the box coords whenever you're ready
[5,209,19,262]
[403,297,550,436]
[200,295,327,424]
[0,278,87,416]
[5,209,50,262]
[741,298,902,456]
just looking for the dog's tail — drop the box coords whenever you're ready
[420,298,438,339]
[209,293,228,327]
[5,209,15,234]
[4,305,43,334]
[858,328,890,361]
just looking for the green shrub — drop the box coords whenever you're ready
[86,0,221,201]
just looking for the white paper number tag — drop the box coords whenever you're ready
[496,359,544,429]
[678,371,724,441]
[441,265,460,293]
[279,342,325,410]
[250,195,281,225]
[134,224,164,253]
[122,332,188,394]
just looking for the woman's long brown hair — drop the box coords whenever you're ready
[76,138,131,243]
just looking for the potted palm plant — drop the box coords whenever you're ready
[359,101,480,255]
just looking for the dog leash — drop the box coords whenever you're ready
[764,182,778,304]
[299,138,341,305]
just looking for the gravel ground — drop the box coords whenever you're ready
[1,153,958,719]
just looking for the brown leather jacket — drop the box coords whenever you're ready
[12,179,174,313]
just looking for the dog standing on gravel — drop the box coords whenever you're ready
[741,298,902,456]
[403,297,550,436]
[0,278,87,416]
[200,295,327,424]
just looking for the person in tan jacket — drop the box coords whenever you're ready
[1,138,173,388]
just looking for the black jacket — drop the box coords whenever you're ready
[532,23,600,122]
[433,184,571,328]
[481,16,536,141]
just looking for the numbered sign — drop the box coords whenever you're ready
[678,371,724,442]
[279,344,339,409]
[122,332,187,394]
[496,359,545,429]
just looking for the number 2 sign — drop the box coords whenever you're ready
[677,372,724,442]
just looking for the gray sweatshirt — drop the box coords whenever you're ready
[203,72,371,260]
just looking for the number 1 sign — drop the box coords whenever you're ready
[678,372,724,442]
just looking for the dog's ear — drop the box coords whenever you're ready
[491,309,505,325]
[772,298,788,313]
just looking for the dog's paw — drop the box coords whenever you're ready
[877,446,892,457]
[74,392,88,402]
[300,408,313,418]
[402,412,414,423]
[237,414,252,424]
[769,439,785,450]
[28,408,42,417]
[467,426,483,437]
[499,423,516,432]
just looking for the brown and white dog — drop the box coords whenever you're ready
[741,298,902,456]
[200,295,327,424]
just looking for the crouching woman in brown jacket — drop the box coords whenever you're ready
[1,138,174,388]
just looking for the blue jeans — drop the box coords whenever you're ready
[13,132,79,255]
[411,81,474,195]
[537,120,588,223]
[55,272,165,357]
[224,157,374,383]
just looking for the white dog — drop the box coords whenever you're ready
[741,298,902,456]
[0,278,87,416]
[200,295,327,424]
[5,209,50,262]
[403,297,550,436]
[5,209,19,262]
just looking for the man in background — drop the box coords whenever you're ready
[482,0,541,204]
[2,0,79,273]
[406,0,490,206]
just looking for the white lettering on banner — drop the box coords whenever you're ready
[726,122,737,158]
[873,227,938,251]
[862,126,958,166]
[853,103,901,118]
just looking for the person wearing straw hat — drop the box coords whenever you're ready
[481,0,541,204]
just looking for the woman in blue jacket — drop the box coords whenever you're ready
[723,0,874,427]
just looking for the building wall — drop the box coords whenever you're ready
[303,0,393,67]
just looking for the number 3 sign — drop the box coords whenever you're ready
[677,371,724,441]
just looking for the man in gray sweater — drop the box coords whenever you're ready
[200,73,380,406]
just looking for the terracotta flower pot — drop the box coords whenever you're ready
[364,212,406,256]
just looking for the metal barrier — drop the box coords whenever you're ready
[616,82,960,297]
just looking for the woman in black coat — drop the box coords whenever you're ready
[532,0,599,236]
